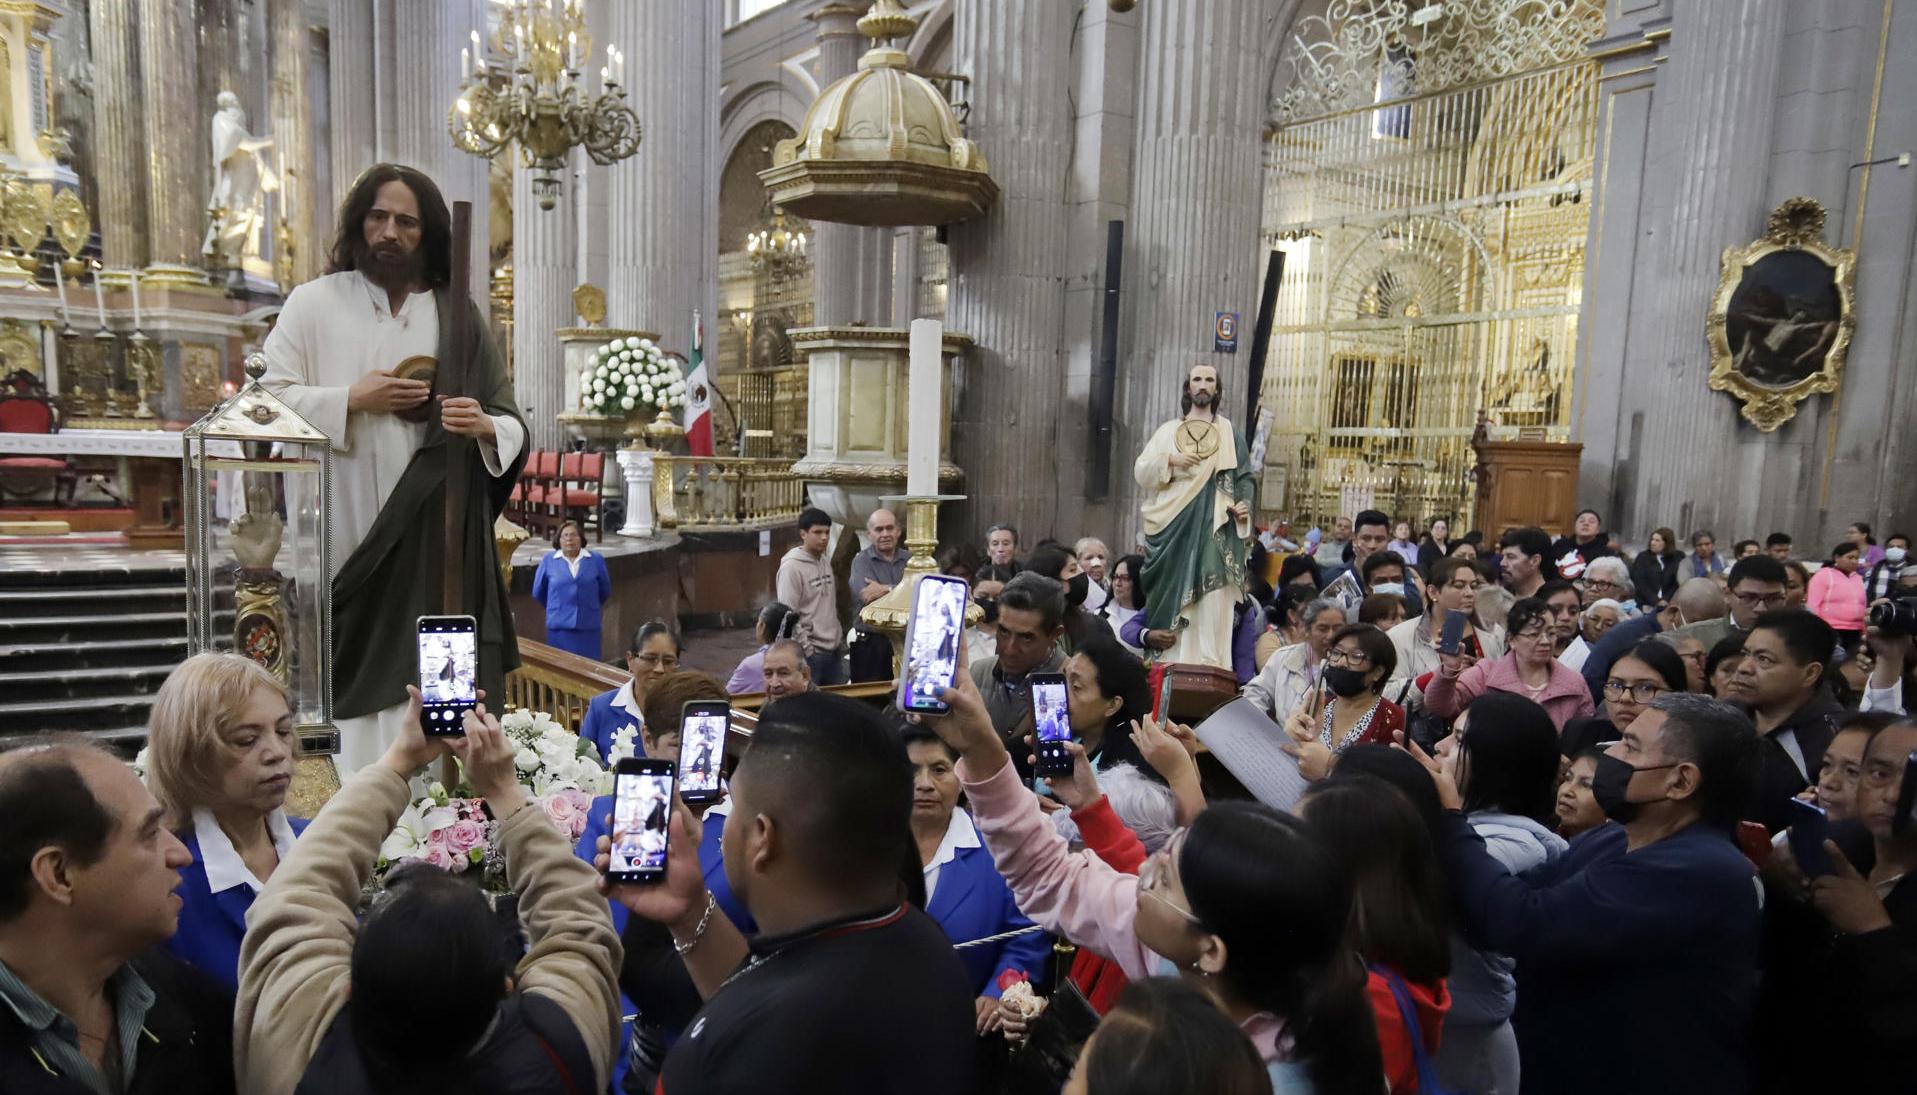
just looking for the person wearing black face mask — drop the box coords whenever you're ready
[1411,693,1762,1095]
[1278,624,1405,778]
[1028,542,1105,657]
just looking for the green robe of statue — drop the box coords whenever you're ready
[1133,413,1255,670]
[332,289,528,719]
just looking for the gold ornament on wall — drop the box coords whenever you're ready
[1705,197,1856,433]
[180,344,224,411]
[51,187,90,259]
[572,283,606,326]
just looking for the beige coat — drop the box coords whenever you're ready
[234,764,622,1095]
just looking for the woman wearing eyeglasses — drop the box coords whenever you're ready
[1426,597,1595,733]
[1280,624,1405,778]
[580,619,682,763]
[1559,637,1689,759]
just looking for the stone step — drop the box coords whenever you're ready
[0,563,187,592]
[0,635,193,672]
[0,663,178,702]
[0,726,147,757]
[0,609,230,645]
[0,584,188,606]
[0,692,162,737]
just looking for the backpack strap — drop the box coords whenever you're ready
[1369,964,1447,1095]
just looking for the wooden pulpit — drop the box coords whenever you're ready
[1471,438,1582,539]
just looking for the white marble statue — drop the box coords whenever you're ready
[203,91,278,268]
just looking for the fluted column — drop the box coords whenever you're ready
[389,0,491,303]
[809,3,891,325]
[328,0,378,211]
[87,0,147,267]
[606,0,718,347]
[513,160,579,450]
[945,0,1075,538]
[137,0,204,273]
[1111,0,1265,524]
[269,0,318,285]
[1607,1,1788,538]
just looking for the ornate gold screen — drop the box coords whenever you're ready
[1259,0,1604,529]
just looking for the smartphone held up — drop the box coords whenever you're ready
[678,700,729,807]
[900,574,969,714]
[607,757,675,885]
[416,615,479,734]
[1031,673,1073,777]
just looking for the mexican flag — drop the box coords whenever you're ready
[683,312,713,456]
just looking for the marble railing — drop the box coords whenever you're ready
[651,455,805,532]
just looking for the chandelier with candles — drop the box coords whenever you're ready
[449,0,641,210]
[746,205,809,283]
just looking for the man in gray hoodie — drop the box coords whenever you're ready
[776,508,845,685]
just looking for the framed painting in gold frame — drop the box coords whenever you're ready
[1706,197,1855,432]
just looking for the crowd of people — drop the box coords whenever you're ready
[3,503,1914,1095]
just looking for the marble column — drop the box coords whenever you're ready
[137,0,204,274]
[87,0,148,268]
[328,0,378,210]
[606,0,719,347]
[809,3,892,326]
[944,0,1075,540]
[513,160,579,450]
[269,0,317,285]
[1597,0,1789,540]
[1111,0,1266,526]
[389,0,491,303]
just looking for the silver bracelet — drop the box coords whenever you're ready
[672,892,717,956]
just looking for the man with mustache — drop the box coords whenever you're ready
[1132,362,1256,671]
[261,164,528,773]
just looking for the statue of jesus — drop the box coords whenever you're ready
[1132,363,1255,671]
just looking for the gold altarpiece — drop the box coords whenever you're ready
[1257,0,1606,529]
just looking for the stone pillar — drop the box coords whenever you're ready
[137,0,206,276]
[809,3,892,326]
[1110,0,1266,527]
[943,0,1076,541]
[617,448,657,537]
[87,0,147,268]
[606,0,719,347]
[1594,0,1788,540]
[328,0,378,210]
[513,160,579,450]
[389,0,491,303]
[269,0,318,285]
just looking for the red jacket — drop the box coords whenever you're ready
[1367,965,1451,1094]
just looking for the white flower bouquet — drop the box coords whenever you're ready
[580,336,688,420]
[370,710,640,894]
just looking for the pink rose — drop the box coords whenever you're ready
[559,787,593,814]
[541,793,579,835]
[445,818,486,857]
[425,828,449,851]
[421,843,453,871]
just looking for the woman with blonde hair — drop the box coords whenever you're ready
[146,651,308,986]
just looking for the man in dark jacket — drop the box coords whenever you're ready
[1723,608,1844,832]
[0,741,236,1095]
[1438,694,1761,1095]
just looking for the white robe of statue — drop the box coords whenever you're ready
[204,91,277,265]
[261,270,525,774]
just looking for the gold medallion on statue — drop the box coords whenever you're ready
[1175,420,1219,460]
[392,355,438,423]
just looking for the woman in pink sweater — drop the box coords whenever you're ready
[923,665,1384,1093]
[1423,598,1595,733]
[1807,542,1868,650]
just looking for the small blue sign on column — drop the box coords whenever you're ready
[1214,311,1239,353]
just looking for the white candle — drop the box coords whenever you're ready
[907,319,942,497]
[92,264,107,328]
[129,270,143,331]
[54,268,70,327]
[461,47,470,81]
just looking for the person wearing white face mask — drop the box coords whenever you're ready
[1863,533,1910,604]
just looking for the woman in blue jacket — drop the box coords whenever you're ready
[901,722,1053,1017]
[532,520,612,660]
[145,653,310,987]
[580,620,682,763]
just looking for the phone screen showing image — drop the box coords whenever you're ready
[1032,675,1072,777]
[678,705,728,804]
[417,615,478,733]
[901,576,968,713]
[608,762,674,884]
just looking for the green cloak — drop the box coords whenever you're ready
[332,289,529,719]
[1140,423,1256,632]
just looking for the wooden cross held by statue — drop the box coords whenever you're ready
[442,201,474,614]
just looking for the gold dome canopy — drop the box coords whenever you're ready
[758,0,998,228]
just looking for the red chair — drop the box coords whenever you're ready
[524,450,562,537]
[0,370,78,505]
[557,451,605,542]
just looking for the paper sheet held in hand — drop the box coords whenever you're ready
[1192,698,1310,813]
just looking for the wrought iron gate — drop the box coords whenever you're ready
[1258,0,1605,530]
